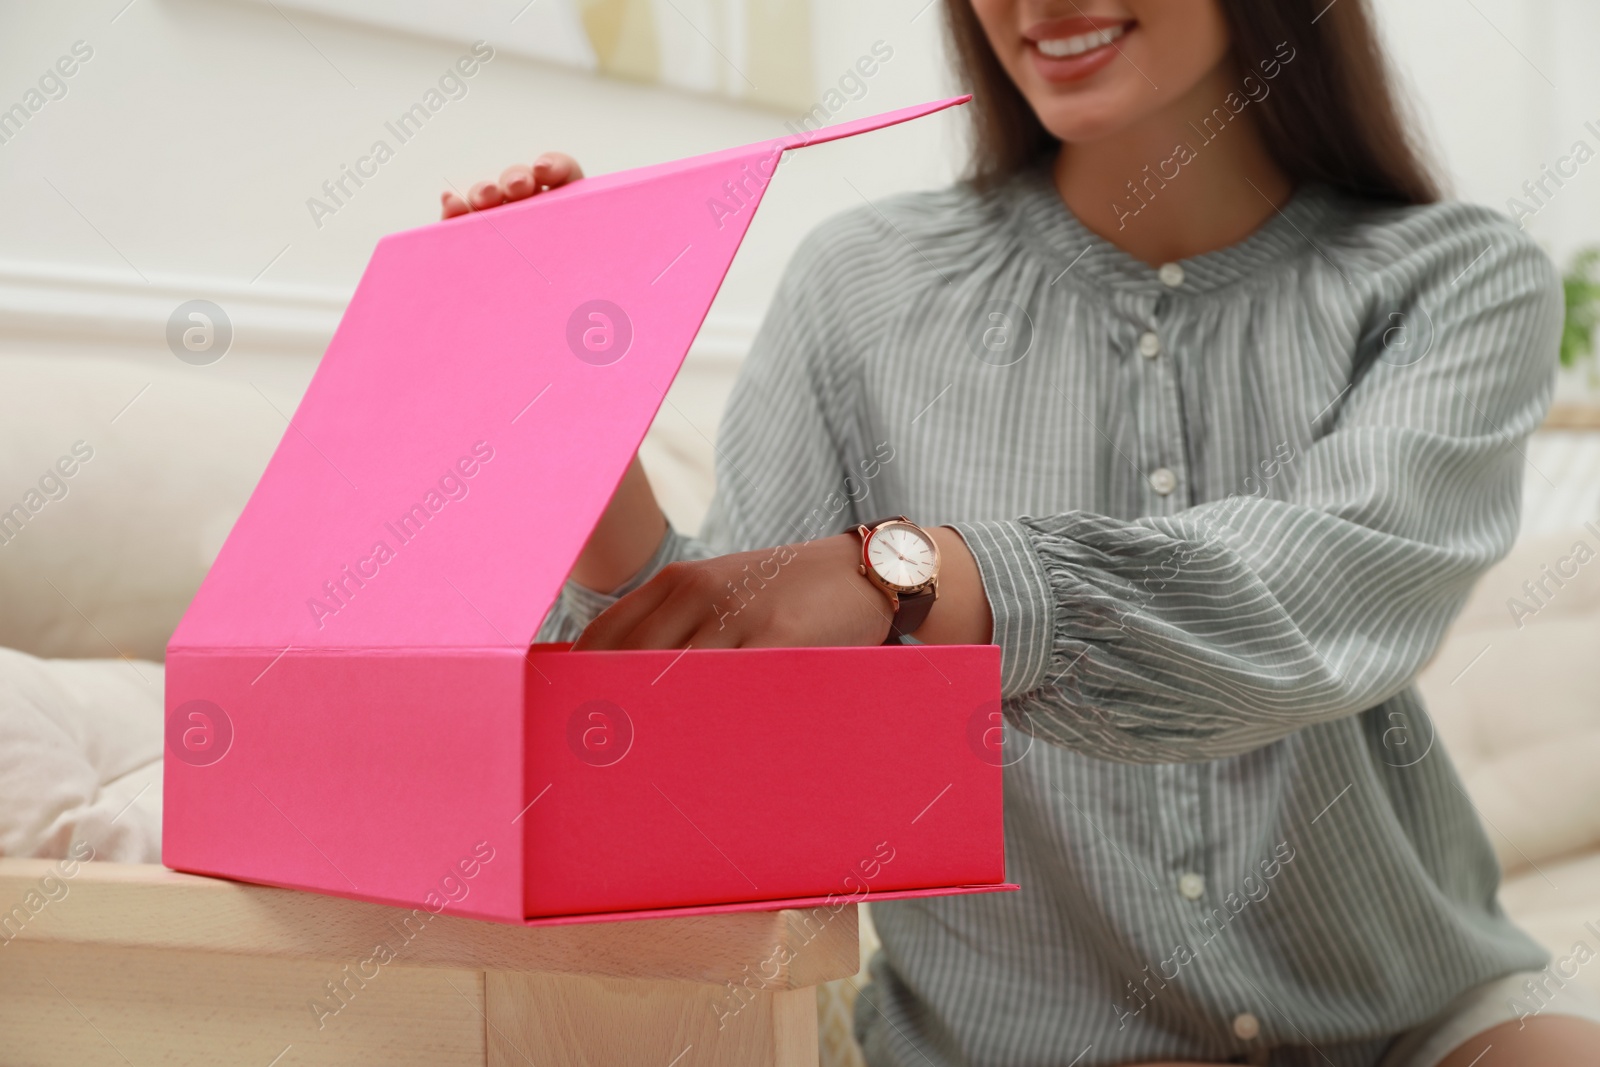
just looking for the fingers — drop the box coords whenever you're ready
[614,576,739,651]
[500,163,536,201]
[533,152,584,187]
[686,620,742,651]
[440,152,584,220]
[468,180,505,211]
[574,563,746,651]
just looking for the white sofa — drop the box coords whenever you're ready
[2,351,1598,1065]
[1414,521,1600,995]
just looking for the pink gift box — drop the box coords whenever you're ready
[163,96,1014,925]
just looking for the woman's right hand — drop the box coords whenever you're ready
[440,152,584,218]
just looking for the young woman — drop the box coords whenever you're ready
[445,1,1600,1063]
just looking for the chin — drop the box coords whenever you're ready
[1003,53,1176,146]
[1031,93,1147,144]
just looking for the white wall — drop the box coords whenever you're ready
[1372,0,1600,266]
[0,0,961,405]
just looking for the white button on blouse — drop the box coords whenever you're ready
[1148,467,1178,495]
[1138,331,1162,358]
[1232,1012,1261,1040]
[1178,872,1205,900]
[1158,261,1185,287]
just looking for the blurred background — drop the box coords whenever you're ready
[2,4,1599,1060]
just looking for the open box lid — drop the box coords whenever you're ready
[170,96,969,653]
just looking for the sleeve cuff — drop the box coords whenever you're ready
[555,526,696,631]
[946,519,1056,698]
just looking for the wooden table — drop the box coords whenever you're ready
[0,860,859,1066]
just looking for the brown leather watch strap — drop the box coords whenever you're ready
[886,588,936,643]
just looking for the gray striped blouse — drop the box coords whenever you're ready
[539,167,1563,1066]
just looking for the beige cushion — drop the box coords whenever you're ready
[1415,523,1600,1000]
[1417,524,1600,876]
[1500,851,1600,998]
[0,356,282,661]
[0,647,163,862]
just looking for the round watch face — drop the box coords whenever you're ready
[866,522,938,591]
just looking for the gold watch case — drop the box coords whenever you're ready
[855,518,941,598]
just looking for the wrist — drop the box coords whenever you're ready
[913,526,992,645]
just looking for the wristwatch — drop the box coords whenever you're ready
[853,515,941,644]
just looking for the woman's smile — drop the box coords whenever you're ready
[1026,15,1137,82]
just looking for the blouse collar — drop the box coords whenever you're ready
[1006,166,1340,296]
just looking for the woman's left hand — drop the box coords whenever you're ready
[572,528,993,651]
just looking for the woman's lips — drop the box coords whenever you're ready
[1026,20,1135,84]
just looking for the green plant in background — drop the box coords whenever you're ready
[1562,247,1600,384]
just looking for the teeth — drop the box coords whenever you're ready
[1037,24,1125,58]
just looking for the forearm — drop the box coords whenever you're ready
[536,456,703,643]
[568,454,668,593]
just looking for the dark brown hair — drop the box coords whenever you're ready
[944,0,1440,204]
